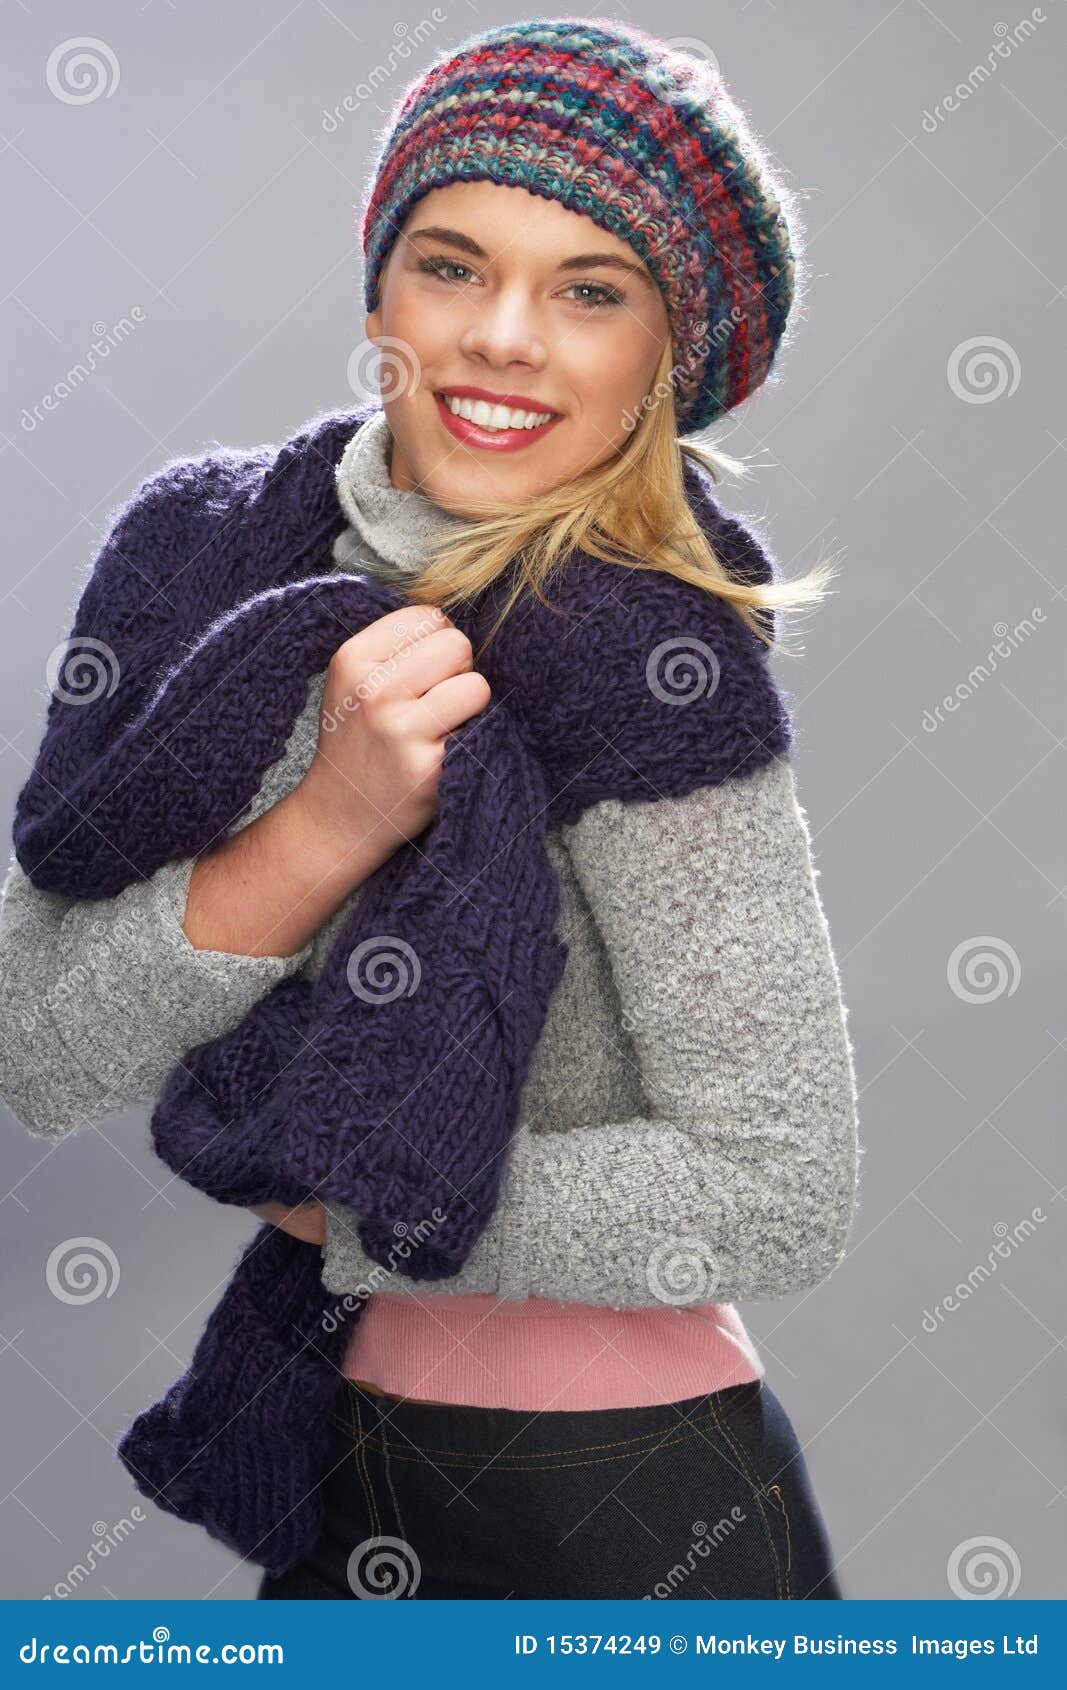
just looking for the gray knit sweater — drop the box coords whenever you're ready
[0,411,862,1309]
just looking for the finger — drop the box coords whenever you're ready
[405,670,492,741]
[358,603,455,666]
[378,626,480,706]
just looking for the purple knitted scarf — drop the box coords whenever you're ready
[12,403,792,1575]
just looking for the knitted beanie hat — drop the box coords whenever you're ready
[359,15,803,433]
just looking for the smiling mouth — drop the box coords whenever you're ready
[435,392,561,431]
[432,392,563,450]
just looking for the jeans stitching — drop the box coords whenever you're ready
[342,1427,712,1471]
[349,1391,383,1541]
[330,1396,721,1460]
[721,1388,794,1596]
[358,1425,707,1460]
[766,1482,793,1592]
[706,1390,788,1599]
[379,1439,407,1544]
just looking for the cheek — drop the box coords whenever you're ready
[383,298,478,460]
[376,285,452,379]
[563,325,658,424]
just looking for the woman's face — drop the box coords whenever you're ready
[365,180,670,516]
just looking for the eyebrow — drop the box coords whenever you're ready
[406,224,655,287]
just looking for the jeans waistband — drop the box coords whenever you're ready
[331,1376,762,1462]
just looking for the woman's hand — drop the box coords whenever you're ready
[183,607,490,964]
[250,1200,327,1245]
[296,603,492,858]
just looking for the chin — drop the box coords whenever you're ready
[423,469,515,520]
[418,479,482,520]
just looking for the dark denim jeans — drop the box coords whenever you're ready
[257,1376,843,1600]
[258,1372,842,1595]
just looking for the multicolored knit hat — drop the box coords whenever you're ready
[360,15,803,434]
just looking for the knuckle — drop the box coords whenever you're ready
[440,627,473,661]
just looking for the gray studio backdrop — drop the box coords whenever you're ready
[3,1,1063,1600]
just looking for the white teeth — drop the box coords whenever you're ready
[442,395,554,431]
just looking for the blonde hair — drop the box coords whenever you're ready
[398,336,838,656]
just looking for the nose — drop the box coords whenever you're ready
[457,283,548,371]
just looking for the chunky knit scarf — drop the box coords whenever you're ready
[12,402,792,1575]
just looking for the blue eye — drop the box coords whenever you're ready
[563,281,624,309]
[417,257,475,284]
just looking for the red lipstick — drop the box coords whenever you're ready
[433,390,563,453]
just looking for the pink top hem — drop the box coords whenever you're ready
[341,1291,764,1410]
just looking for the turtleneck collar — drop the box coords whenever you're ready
[331,405,472,578]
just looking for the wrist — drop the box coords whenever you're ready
[281,777,393,896]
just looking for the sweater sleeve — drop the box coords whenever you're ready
[0,439,326,1140]
[319,753,862,1307]
[0,848,314,1139]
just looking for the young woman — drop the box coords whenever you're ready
[0,19,860,1600]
